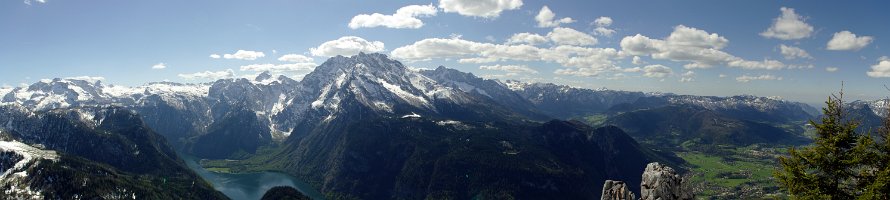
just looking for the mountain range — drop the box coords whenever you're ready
[0,53,856,199]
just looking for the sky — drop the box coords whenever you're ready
[2,0,889,106]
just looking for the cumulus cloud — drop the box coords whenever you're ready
[178,69,236,80]
[240,63,317,73]
[349,4,438,29]
[594,16,613,27]
[504,28,597,46]
[826,67,839,72]
[620,25,786,70]
[151,63,167,69]
[535,6,575,28]
[439,0,523,18]
[595,27,617,37]
[778,44,812,59]
[391,37,622,77]
[632,56,645,65]
[479,64,538,74]
[761,7,813,40]
[736,74,782,83]
[218,50,266,60]
[827,31,874,51]
[680,70,695,82]
[310,36,385,57]
[278,54,314,63]
[641,64,673,78]
[505,32,549,45]
[592,17,616,37]
[547,27,597,46]
[209,54,221,59]
[867,59,890,78]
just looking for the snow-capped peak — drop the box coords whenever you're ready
[0,77,212,112]
[297,53,470,114]
[502,80,529,91]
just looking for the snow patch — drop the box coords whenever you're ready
[142,83,210,97]
[101,85,141,98]
[379,78,431,108]
[502,80,528,91]
[0,88,12,98]
[373,101,393,113]
[401,112,421,118]
[436,120,461,126]
[0,140,59,199]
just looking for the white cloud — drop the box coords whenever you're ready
[151,63,167,69]
[240,63,317,73]
[727,59,785,70]
[439,0,522,18]
[505,32,549,45]
[736,74,782,83]
[787,64,814,69]
[680,70,695,82]
[349,4,438,29]
[391,37,621,77]
[64,76,105,83]
[479,64,538,74]
[632,56,645,65]
[278,54,314,63]
[642,64,672,78]
[178,69,235,80]
[594,27,616,37]
[505,28,597,46]
[547,27,597,46]
[594,17,613,27]
[24,0,46,5]
[761,7,813,40]
[621,25,786,70]
[535,6,574,28]
[826,67,839,72]
[778,44,812,59]
[665,25,728,49]
[553,68,610,77]
[209,54,221,59]
[310,36,385,57]
[622,67,641,73]
[220,50,265,60]
[592,17,616,37]
[391,38,486,61]
[827,31,874,51]
[867,59,890,78]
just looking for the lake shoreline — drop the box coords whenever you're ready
[177,152,325,200]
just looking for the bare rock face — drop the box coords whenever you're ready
[640,162,693,200]
[601,180,635,200]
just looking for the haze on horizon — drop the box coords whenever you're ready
[2,0,889,106]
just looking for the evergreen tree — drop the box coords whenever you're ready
[774,94,874,199]
[859,100,890,199]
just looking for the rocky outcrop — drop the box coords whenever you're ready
[601,162,693,200]
[601,180,635,200]
[640,162,693,200]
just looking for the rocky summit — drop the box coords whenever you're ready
[640,162,694,200]
[601,180,635,200]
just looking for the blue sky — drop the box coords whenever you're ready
[2,0,889,105]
